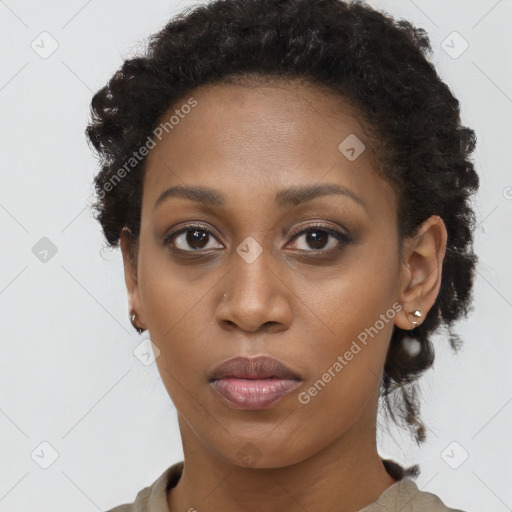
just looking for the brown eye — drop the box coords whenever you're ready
[287,225,352,252]
[301,230,330,250]
[184,229,210,249]
[165,225,223,251]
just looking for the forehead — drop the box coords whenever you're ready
[142,79,395,219]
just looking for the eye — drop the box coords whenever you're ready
[164,222,351,254]
[287,224,351,251]
[165,224,223,251]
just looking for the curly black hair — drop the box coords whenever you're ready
[86,0,479,459]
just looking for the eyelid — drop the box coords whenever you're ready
[286,220,352,240]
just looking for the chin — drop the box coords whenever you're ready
[213,434,316,469]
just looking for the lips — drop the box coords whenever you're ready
[209,356,301,410]
[209,355,301,381]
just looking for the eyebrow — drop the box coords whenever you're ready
[153,183,366,211]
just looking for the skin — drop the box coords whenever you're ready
[120,78,447,512]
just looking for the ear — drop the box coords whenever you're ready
[394,215,447,331]
[120,228,147,331]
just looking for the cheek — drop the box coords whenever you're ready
[303,238,400,351]
[297,299,394,422]
[294,237,400,409]
[137,230,216,338]
[137,251,215,390]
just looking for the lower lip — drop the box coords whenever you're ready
[211,378,301,409]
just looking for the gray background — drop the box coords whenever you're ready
[1,0,511,510]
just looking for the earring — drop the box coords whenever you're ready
[130,312,144,334]
[408,309,422,328]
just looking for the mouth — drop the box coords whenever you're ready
[209,356,302,410]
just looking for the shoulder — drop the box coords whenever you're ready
[105,461,184,512]
[359,478,468,512]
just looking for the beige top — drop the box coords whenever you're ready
[106,460,466,512]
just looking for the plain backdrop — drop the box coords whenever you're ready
[1,0,511,511]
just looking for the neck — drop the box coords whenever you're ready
[168,401,398,512]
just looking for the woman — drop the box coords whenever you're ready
[86,0,478,510]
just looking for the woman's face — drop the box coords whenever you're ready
[123,79,408,468]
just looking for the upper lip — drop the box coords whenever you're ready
[209,356,301,381]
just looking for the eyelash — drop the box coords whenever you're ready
[163,222,352,255]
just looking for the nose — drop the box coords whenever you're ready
[215,247,293,334]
